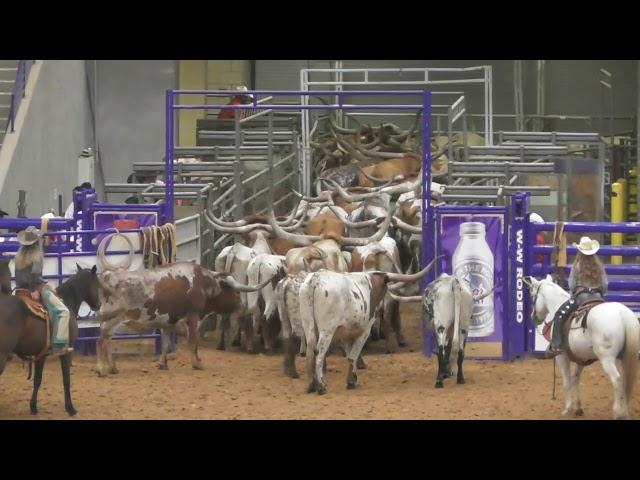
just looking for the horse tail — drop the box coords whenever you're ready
[622,309,640,399]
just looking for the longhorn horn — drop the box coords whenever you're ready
[334,135,375,163]
[388,292,423,303]
[223,274,273,292]
[288,187,334,204]
[321,177,389,202]
[266,209,321,247]
[204,209,275,234]
[392,216,422,234]
[357,166,406,185]
[457,276,497,302]
[390,110,423,141]
[313,96,360,134]
[326,205,379,230]
[376,174,423,196]
[206,205,298,227]
[276,197,306,226]
[352,145,409,159]
[385,254,445,283]
[340,203,396,247]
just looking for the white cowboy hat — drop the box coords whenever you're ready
[17,226,41,246]
[529,212,544,224]
[574,236,600,256]
[234,85,253,100]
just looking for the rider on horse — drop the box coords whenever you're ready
[548,236,608,356]
[15,226,72,356]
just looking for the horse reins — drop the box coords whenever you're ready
[530,281,557,400]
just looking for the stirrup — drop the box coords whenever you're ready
[49,346,74,356]
[545,344,562,358]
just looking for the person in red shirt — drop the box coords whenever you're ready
[218,86,253,120]
[530,212,546,264]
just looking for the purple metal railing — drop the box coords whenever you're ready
[6,60,35,133]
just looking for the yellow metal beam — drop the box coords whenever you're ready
[611,181,623,264]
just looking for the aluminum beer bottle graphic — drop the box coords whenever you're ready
[452,222,495,337]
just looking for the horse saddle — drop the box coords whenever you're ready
[566,299,605,332]
[15,288,50,322]
[542,297,605,343]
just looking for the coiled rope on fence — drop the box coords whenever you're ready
[97,228,135,272]
[96,223,177,271]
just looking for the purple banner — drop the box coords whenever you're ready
[437,212,506,344]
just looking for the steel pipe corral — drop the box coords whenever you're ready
[522,195,640,352]
[532,264,640,276]
[532,221,640,234]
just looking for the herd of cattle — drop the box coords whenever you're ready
[94,134,489,393]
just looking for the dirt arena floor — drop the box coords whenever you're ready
[1,303,638,420]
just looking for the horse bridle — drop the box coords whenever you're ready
[530,282,544,326]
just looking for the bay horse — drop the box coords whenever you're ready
[0,263,101,416]
[524,275,640,419]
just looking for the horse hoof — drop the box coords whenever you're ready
[574,408,584,417]
[398,339,408,348]
[67,407,78,417]
[285,368,299,379]
[615,415,630,420]
[30,407,38,415]
[157,363,169,370]
[457,377,465,385]
[317,385,327,396]
[306,382,316,394]
[192,363,204,371]
[109,367,119,374]
[216,345,226,351]
[435,382,444,389]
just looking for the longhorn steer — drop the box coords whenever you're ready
[391,273,494,388]
[205,212,290,352]
[357,154,421,188]
[95,262,270,377]
[214,242,256,351]
[350,236,406,351]
[246,254,287,354]
[299,257,441,395]
[271,207,393,377]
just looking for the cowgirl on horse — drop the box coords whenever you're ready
[548,236,608,356]
[14,226,72,356]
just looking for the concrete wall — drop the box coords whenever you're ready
[178,60,206,147]
[0,60,93,216]
[92,60,177,187]
[177,60,252,147]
